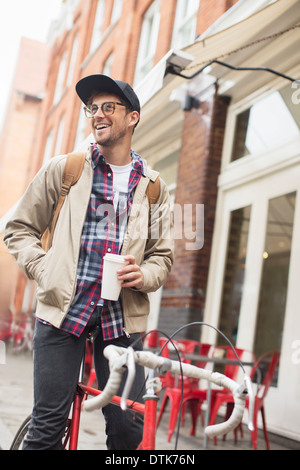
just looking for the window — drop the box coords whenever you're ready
[43,130,54,165]
[231,84,300,161]
[66,34,79,87]
[253,192,296,362]
[70,0,81,8]
[54,115,65,156]
[90,0,106,53]
[103,53,113,76]
[134,0,161,85]
[111,0,123,24]
[53,52,68,105]
[217,206,251,345]
[172,0,200,50]
[74,105,87,150]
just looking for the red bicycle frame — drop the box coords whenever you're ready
[138,397,158,450]
[66,381,158,450]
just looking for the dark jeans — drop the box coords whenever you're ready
[23,309,145,450]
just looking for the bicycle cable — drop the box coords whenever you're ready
[128,321,247,450]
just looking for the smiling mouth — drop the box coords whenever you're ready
[95,124,110,131]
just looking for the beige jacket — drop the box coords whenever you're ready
[4,146,174,333]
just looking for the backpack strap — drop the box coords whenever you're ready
[62,152,86,190]
[41,152,86,251]
[146,177,160,215]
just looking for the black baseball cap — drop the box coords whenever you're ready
[75,74,140,114]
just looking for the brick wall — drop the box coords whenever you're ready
[159,92,231,340]
[0,38,49,321]
[197,0,239,35]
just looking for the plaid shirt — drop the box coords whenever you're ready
[60,144,144,339]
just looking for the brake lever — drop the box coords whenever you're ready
[120,347,136,411]
[244,375,255,431]
[236,375,254,432]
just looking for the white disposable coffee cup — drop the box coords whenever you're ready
[101,253,128,301]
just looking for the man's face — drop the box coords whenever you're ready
[88,93,138,148]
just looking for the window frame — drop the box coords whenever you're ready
[171,0,200,50]
[134,0,161,85]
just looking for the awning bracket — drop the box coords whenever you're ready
[165,59,298,83]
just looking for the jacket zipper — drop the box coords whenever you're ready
[122,327,130,338]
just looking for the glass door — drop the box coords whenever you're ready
[217,205,251,346]
[253,192,296,361]
[204,166,299,363]
[215,190,297,380]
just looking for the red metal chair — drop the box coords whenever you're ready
[206,346,255,443]
[209,350,281,449]
[145,330,159,349]
[156,339,212,441]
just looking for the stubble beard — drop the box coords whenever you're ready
[94,123,128,148]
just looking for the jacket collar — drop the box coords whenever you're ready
[89,143,146,177]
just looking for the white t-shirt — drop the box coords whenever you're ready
[110,162,132,247]
[110,162,132,213]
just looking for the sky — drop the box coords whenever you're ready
[0,0,62,131]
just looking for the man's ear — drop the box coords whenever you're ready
[128,110,140,130]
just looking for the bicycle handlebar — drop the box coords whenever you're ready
[83,345,254,438]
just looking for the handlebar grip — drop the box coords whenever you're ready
[83,345,127,412]
[204,394,246,438]
[83,367,123,411]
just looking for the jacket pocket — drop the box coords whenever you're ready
[122,288,150,317]
[35,248,70,310]
[34,248,53,287]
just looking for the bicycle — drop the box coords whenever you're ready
[10,323,254,450]
[11,314,34,354]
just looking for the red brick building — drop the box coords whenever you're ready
[0,38,49,333]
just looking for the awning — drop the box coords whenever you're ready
[135,0,300,131]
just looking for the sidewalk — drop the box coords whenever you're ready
[0,348,200,451]
[0,347,298,451]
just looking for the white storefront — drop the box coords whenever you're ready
[204,79,300,440]
[134,0,300,440]
[201,0,300,440]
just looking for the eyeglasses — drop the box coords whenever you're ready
[83,101,126,118]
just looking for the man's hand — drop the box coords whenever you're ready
[117,255,144,290]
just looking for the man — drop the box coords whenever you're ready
[4,75,173,450]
